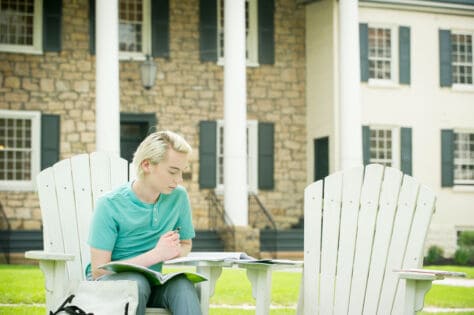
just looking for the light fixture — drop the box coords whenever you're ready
[140,55,157,90]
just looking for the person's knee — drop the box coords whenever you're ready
[166,276,199,300]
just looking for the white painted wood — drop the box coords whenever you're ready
[348,164,384,315]
[70,154,93,278]
[110,154,128,188]
[299,164,442,315]
[377,175,419,313]
[334,166,364,315]
[303,180,323,315]
[363,167,403,315]
[52,159,83,283]
[196,265,223,315]
[393,185,436,314]
[319,171,342,314]
[90,152,112,205]
[246,267,272,315]
[36,168,63,253]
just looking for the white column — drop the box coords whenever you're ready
[95,1,120,155]
[224,0,248,226]
[338,0,362,170]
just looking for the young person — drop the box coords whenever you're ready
[87,130,201,315]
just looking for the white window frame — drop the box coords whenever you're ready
[215,120,258,194]
[453,128,474,186]
[118,0,151,61]
[367,23,398,86]
[451,30,474,89]
[0,110,41,191]
[217,0,259,67]
[368,125,400,169]
[0,0,43,54]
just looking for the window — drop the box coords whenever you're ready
[217,0,258,65]
[368,126,400,168]
[0,110,40,191]
[454,131,474,185]
[0,0,42,54]
[452,32,473,86]
[216,120,258,193]
[119,0,150,59]
[368,25,397,82]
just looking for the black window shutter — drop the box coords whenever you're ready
[258,0,275,65]
[199,121,217,188]
[151,0,170,58]
[362,125,370,165]
[359,23,369,82]
[89,0,95,55]
[441,129,454,187]
[199,0,218,62]
[43,0,62,52]
[400,127,412,175]
[439,29,452,87]
[41,114,60,170]
[399,26,411,85]
[258,122,274,190]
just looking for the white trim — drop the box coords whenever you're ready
[0,110,41,192]
[359,0,474,17]
[217,0,260,66]
[118,0,151,59]
[0,0,43,54]
[215,119,259,195]
[367,23,399,84]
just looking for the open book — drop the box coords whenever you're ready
[99,262,208,286]
[166,252,302,265]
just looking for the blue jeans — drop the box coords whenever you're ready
[94,272,202,315]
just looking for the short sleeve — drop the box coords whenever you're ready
[88,196,118,251]
[176,188,195,240]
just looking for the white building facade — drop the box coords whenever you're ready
[306,0,474,255]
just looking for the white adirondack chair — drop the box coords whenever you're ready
[297,164,451,315]
[25,152,203,315]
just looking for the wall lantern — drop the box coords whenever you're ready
[140,55,157,90]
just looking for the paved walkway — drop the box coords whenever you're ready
[434,277,474,287]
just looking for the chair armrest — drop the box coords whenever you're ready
[25,250,75,261]
[395,268,466,281]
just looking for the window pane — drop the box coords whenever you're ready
[454,132,474,183]
[369,127,393,167]
[119,0,143,53]
[0,116,33,181]
[0,0,35,46]
[368,27,392,80]
[452,33,474,85]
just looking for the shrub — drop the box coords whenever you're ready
[458,231,474,247]
[454,248,471,265]
[425,245,444,265]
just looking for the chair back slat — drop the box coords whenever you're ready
[348,164,384,315]
[319,171,343,314]
[111,156,129,188]
[377,175,419,313]
[70,154,94,277]
[333,166,364,315]
[52,159,83,282]
[90,152,112,207]
[392,185,436,314]
[362,167,403,315]
[303,180,323,314]
[37,168,64,253]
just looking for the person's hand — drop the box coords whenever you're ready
[153,231,181,262]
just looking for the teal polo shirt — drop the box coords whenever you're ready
[87,182,195,275]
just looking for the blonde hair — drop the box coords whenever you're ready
[132,130,192,179]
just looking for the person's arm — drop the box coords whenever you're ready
[179,239,192,257]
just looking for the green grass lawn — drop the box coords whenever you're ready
[0,264,473,315]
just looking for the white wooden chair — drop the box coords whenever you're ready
[25,152,209,315]
[297,164,453,315]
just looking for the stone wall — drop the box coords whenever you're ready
[0,0,306,231]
